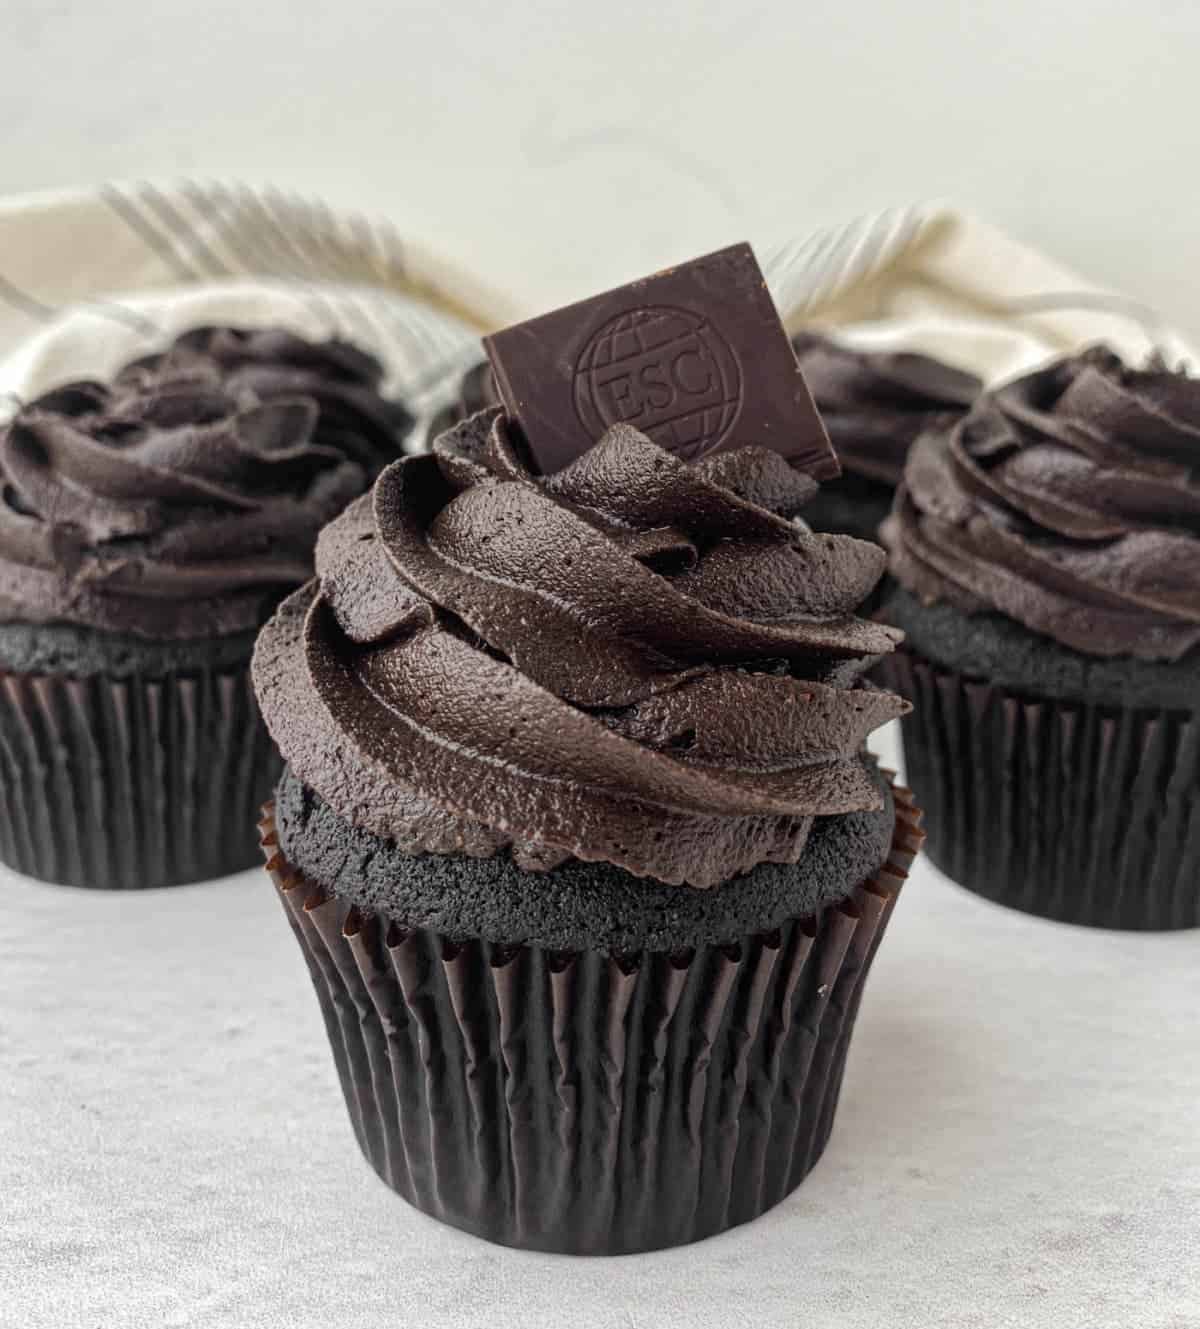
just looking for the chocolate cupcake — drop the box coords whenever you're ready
[878,346,1199,930]
[791,332,980,543]
[0,327,411,889]
[254,407,922,1253]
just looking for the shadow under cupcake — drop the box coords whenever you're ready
[877,346,1199,930]
[0,327,411,889]
[254,407,923,1254]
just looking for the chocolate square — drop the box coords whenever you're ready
[484,243,837,478]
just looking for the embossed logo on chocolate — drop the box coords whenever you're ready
[572,307,743,460]
[483,243,837,479]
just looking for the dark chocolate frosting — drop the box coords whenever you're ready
[792,332,980,486]
[0,327,411,639]
[427,360,499,442]
[883,346,1200,662]
[254,408,908,888]
[126,327,413,476]
[446,360,499,420]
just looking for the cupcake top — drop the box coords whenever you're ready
[883,346,1200,662]
[791,332,980,487]
[254,408,908,889]
[0,327,411,640]
[434,360,499,425]
[127,327,412,476]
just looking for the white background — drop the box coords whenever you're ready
[2,5,1199,1327]
[5,0,1200,339]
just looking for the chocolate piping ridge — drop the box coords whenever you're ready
[0,326,410,639]
[883,347,1200,662]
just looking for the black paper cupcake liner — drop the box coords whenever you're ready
[0,662,281,889]
[259,780,924,1255]
[879,650,1200,930]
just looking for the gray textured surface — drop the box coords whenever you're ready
[2,727,1198,1329]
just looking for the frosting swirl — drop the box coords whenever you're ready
[792,332,980,486]
[883,346,1200,662]
[128,327,412,476]
[427,360,499,444]
[254,408,908,888]
[0,327,411,639]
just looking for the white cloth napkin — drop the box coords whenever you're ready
[0,183,1193,433]
[764,201,1197,380]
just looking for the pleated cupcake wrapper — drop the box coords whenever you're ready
[0,662,281,889]
[259,780,924,1255]
[880,650,1200,931]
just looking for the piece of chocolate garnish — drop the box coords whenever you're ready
[484,243,837,479]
